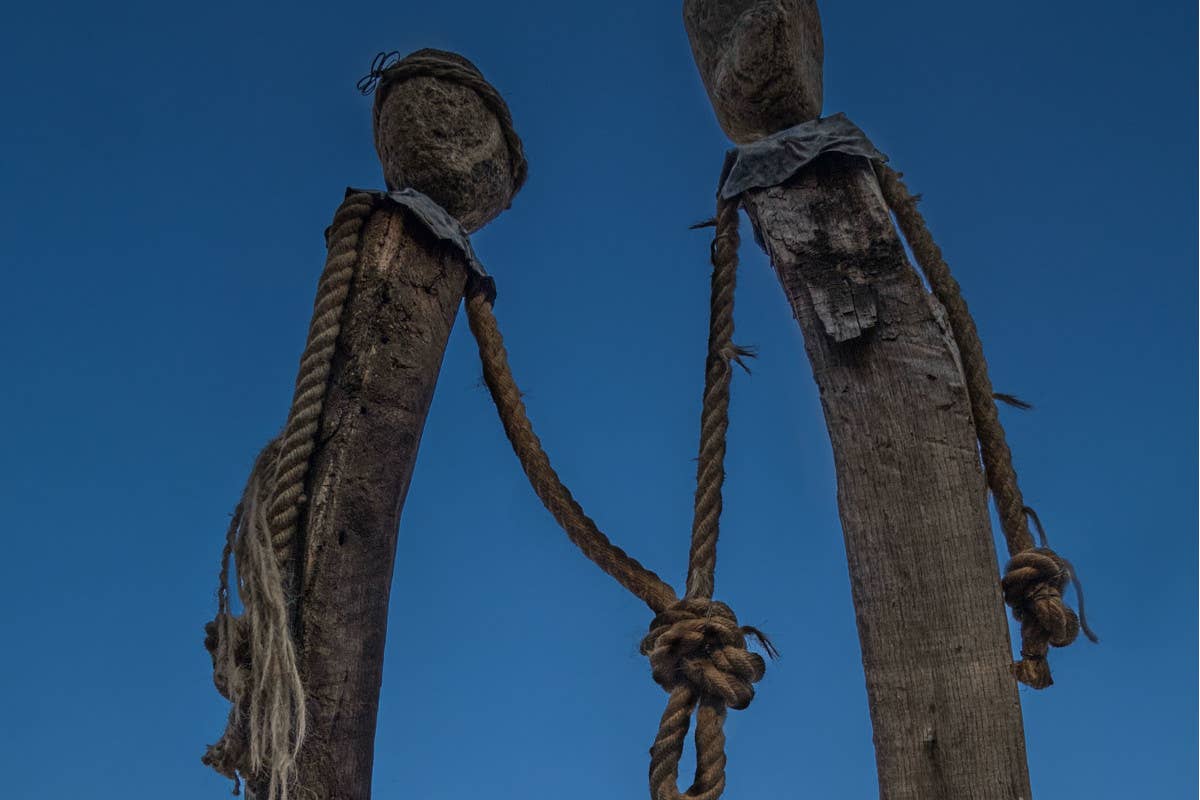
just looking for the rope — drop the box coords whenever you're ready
[874,163,1095,688]
[465,292,677,614]
[465,166,769,800]
[642,602,774,800]
[685,189,742,601]
[204,192,374,799]
[267,193,375,568]
[204,439,305,800]
[362,49,529,198]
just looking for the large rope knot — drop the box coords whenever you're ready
[641,599,767,710]
[640,600,774,800]
[1001,548,1080,688]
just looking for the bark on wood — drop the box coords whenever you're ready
[741,154,1031,799]
[290,206,469,799]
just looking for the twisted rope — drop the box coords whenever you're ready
[204,193,374,799]
[685,191,741,601]
[465,165,767,800]
[874,163,1095,687]
[267,193,375,567]
[466,292,677,614]
[363,49,528,197]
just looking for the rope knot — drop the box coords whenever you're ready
[1001,547,1080,688]
[640,599,769,711]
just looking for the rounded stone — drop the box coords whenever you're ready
[684,0,824,144]
[372,49,519,233]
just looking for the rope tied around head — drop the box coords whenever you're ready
[1002,548,1080,689]
[465,159,768,800]
[361,49,528,197]
[873,162,1097,688]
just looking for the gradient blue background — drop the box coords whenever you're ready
[1,1,1194,797]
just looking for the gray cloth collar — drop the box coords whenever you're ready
[720,113,887,200]
[345,186,496,304]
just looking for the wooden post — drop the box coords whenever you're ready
[268,50,520,799]
[683,3,1033,798]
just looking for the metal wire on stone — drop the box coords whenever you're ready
[874,162,1096,688]
[644,173,766,800]
[642,600,771,800]
[463,163,769,800]
[203,193,375,799]
[465,291,677,614]
[356,50,401,95]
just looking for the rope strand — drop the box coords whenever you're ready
[465,293,678,614]
[267,193,375,570]
[465,162,766,800]
[685,192,741,600]
[204,193,374,798]
[875,162,1094,688]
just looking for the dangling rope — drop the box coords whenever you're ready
[203,192,374,799]
[685,179,742,601]
[465,170,771,800]
[267,194,375,570]
[873,163,1097,688]
[465,294,678,612]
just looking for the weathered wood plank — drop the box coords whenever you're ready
[293,206,468,799]
[684,3,1034,796]
[273,49,523,799]
[743,154,1030,799]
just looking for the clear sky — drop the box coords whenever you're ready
[0,1,1194,798]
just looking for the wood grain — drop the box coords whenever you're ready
[742,154,1031,799]
[290,206,468,799]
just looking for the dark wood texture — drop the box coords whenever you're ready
[741,154,1031,799]
[292,206,468,799]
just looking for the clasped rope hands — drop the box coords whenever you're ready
[642,600,775,800]
[465,170,760,800]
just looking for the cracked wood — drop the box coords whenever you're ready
[291,206,468,799]
[742,153,1031,799]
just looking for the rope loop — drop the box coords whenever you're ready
[641,600,774,800]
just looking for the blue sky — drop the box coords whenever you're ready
[0,1,1194,797]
